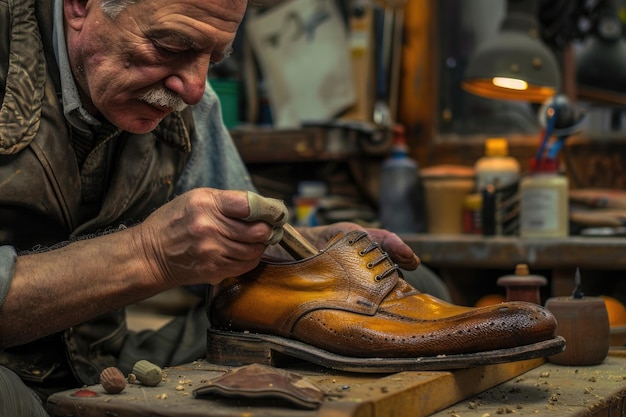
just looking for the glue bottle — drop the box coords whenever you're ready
[378,125,424,233]
[474,138,520,236]
[519,157,569,238]
[474,137,520,191]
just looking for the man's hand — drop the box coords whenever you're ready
[2,189,288,348]
[135,189,289,287]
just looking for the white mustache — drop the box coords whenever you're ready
[141,88,187,112]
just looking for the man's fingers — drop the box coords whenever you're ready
[243,191,289,245]
[244,191,288,225]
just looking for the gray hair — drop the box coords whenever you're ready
[99,0,140,18]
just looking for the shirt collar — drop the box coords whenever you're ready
[52,0,101,132]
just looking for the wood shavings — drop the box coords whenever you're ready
[548,393,559,404]
[495,406,515,414]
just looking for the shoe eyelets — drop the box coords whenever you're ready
[375,263,400,283]
[349,231,399,283]
[350,232,370,247]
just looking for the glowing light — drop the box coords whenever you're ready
[493,77,528,91]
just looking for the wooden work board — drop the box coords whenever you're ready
[431,351,626,417]
[46,358,545,417]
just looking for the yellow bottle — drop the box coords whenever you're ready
[474,138,521,191]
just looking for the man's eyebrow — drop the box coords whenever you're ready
[174,32,200,49]
[148,29,200,49]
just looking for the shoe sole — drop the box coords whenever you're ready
[206,328,566,373]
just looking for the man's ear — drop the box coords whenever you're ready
[64,0,89,31]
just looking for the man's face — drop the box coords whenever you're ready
[64,0,246,133]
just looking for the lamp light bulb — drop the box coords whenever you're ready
[493,77,528,91]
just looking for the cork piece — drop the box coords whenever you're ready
[132,360,163,387]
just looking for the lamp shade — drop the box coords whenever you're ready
[462,0,561,103]
[576,6,626,106]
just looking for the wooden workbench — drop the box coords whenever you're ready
[46,354,626,417]
[432,351,626,417]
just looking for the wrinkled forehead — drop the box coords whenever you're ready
[100,0,247,18]
[104,0,248,28]
[120,0,248,48]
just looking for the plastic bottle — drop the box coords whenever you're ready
[378,125,424,233]
[519,158,569,238]
[474,138,521,191]
[294,181,327,227]
[462,193,482,234]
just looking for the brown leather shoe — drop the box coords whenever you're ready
[207,231,565,372]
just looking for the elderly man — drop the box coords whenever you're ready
[0,0,562,414]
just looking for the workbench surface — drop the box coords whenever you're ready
[433,351,626,417]
[46,353,626,417]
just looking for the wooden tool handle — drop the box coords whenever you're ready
[279,224,319,260]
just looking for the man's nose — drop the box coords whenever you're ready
[163,60,208,106]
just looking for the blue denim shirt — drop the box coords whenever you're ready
[179,84,256,196]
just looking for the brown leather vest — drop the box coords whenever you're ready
[0,0,193,387]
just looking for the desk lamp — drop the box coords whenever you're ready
[576,3,626,106]
[462,0,561,103]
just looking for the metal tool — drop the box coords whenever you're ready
[572,267,584,299]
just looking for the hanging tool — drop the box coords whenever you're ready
[372,4,393,125]
[536,94,586,161]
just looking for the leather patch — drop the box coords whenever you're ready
[193,363,324,409]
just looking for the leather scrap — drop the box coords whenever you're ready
[193,363,324,409]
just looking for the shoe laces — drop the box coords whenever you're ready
[348,231,399,282]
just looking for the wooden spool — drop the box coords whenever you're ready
[496,264,547,305]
